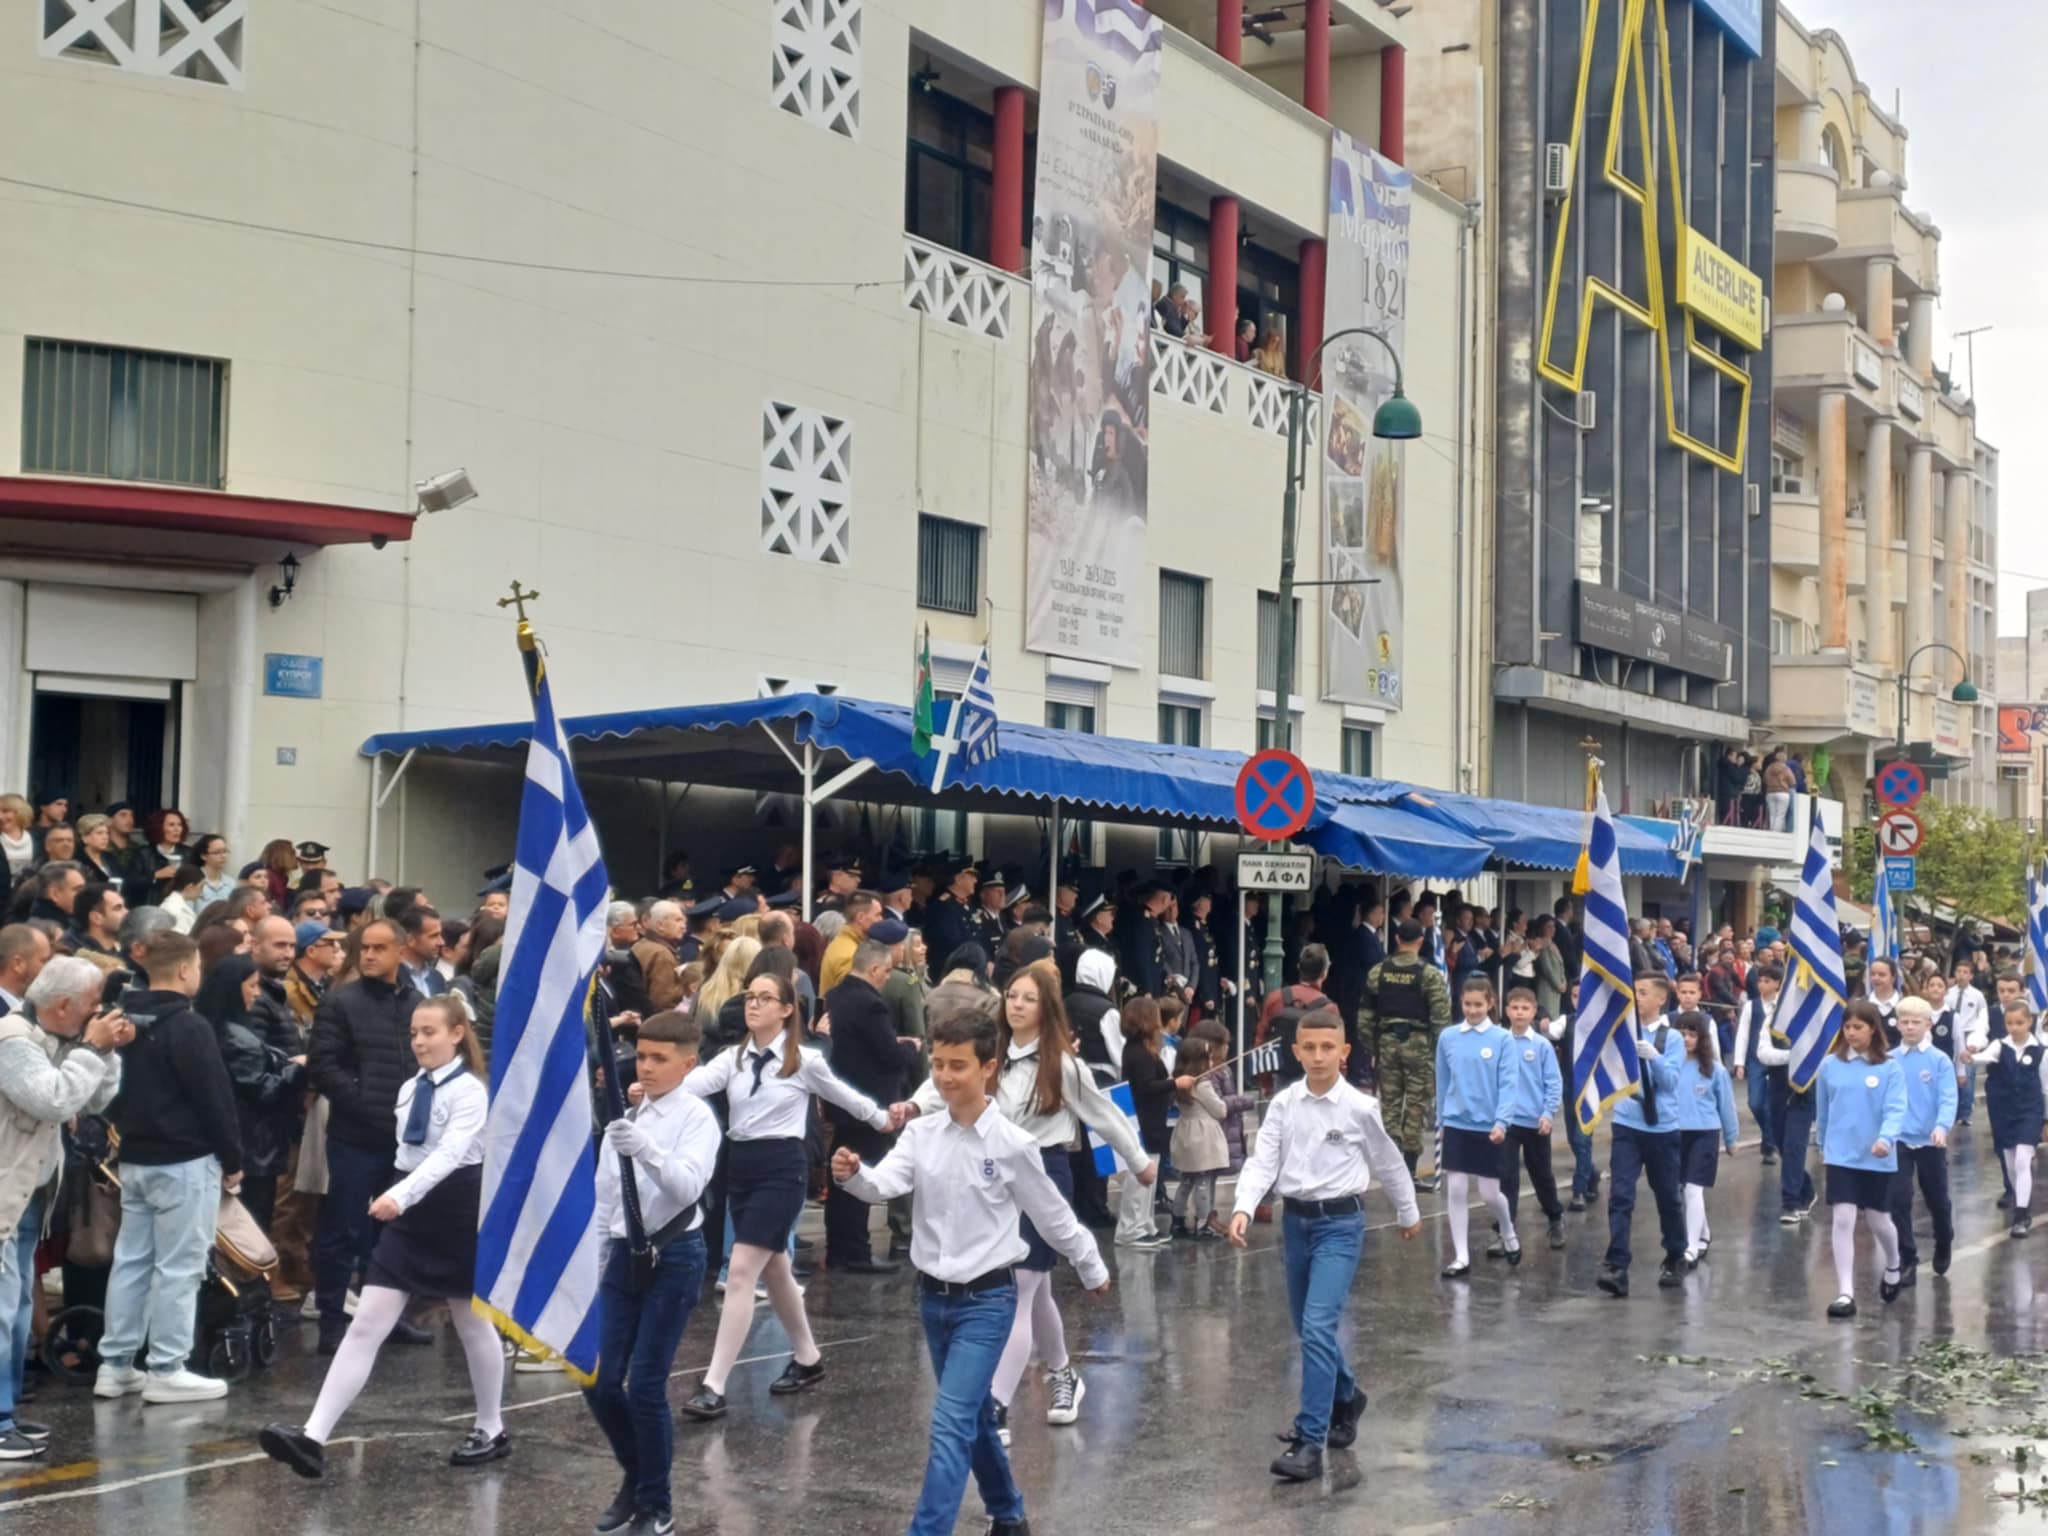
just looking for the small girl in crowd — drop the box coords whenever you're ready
[1814,1000,1907,1318]
[1672,1011,1738,1268]
[1978,996,2047,1239]
[1437,977,1517,1277]
[1169,1025,1230,1241]
[1117,997,1182,1251]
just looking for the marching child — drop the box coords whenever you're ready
[583,1012,722,1536]
[1753,967,1824,1226]
[1170,1025,1231,1240]
[1230,1007,1419,1483]
[833,994,1109,1536]
[1732,963,1783,1166]
[1813,1000,1908,1318]
[1490,985,1567,1252]
[1437,978,1517,1277]
[1595,973,1687,1299]
[260,998,508,1478]
[1978,996,2047,1238]
[1887,995,1957,1281]
[1672,1011,1738,1268]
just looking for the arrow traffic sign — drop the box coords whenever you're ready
[1875,760,1926,809]
[1875,808,1924,858]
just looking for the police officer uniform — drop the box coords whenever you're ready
[920,862,976,982]
[967,873,1008,955]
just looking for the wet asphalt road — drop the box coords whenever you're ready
[4,1122,2047,1535]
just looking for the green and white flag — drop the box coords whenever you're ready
[912,626,935,757]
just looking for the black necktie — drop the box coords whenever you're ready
[748,1049,776,1095]
[403,1071,437,1145]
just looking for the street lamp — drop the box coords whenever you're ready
[1893,640,1978,750]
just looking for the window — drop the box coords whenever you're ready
[1769,613,1816,656]
[1046,696,1097,854]
[917,515,980,614]
[905,86,995,257]
[1159,571,1206,679]
[1158,702,1203,862]
[1150,201,1211,309]
[1256,591,1304,695]
[772,0,861,139]
[1255,712,1304,751]
[1821,125,1846,177]
[41,0,247,88]
[22,339,226,489]
[760,401,852,564]
[1341,726,1374,777]
[1770,451,1805,496]
[1045,700,1096,734]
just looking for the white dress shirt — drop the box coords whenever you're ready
[1232,1077,1421,1225]
[911,1037,1147,1167]
[387,1060,486,1212]
[1976,1034,2048,1091]
[1732,997,1774,1066]
[841,1098,1109,1290]
[1949,985,1991,1052]
[686,1031,890,1139]
[595,1085,722,1240]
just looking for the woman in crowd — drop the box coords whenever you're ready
[193,833,236,907]
[74,814,127,892]
[160,863,207,934]
[258,839,300,909]
[0,794,36,883]
[145,807,191,895]
[195,953,306,1232]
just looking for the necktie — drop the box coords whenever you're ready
[748,1049,776,1094]
[403,1070,437,1145]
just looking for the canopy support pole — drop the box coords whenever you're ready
[802,743,816,923]
[1048,799,1061,914]
[1236,888,1249,1096]
[366,747,415,880]
[754,720,877,922]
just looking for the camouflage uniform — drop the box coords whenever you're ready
[1361,953,1452,1165]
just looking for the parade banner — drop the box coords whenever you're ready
[1320,129,1410,709]
[1024,0,1162,669]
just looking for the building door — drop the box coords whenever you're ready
[28,681,179,811]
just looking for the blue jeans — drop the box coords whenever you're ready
[100,1157,219,1374]
[1605,1126,1684,1271]
[1771,1083,1816,1213]
[910,1282,1024,1536]
[316,1139,392,1323]
[0,1193,42,1432]
[584,1233,705,1519]
[1281,1206,1364,1445]
[1958,1061,1976,1122]
[1745,1064,1777,1150]
[1563,1109,1597,1197]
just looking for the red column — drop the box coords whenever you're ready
[990,86,1026,273]
[1207,196,1239,357]
[1298,238,1326,387]
[1304,0,1331,119]
[1216,0,1242,66]
[1379,44,1406,163]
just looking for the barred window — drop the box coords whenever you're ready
[1159,571,1206,679]
[22,339,226,488]
[917,515,981,614]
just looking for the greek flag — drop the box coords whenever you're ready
[1243,1038,1284,1078]
[1089,1080,1145,1178]
[929,642,1000,792]
[471,624,611,1385]
[2028,858,2048,1014]
[1570,781,1640,1132]
[1772,803,1846,1093]
[1872,854,1898,964]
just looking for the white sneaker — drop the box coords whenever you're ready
[345,1289,360,1317]
[93,1364,146,1400]
[141,1369,229,1404]
[299,1294,321,1321]
[1044,1365,1085,1425]
[715,1278,730,1293]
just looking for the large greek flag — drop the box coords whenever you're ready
[928,642,1000,792]
[1570,782,1640,1132]
[1773,804,1846,1093]
[471,624,610,1384]
[2027,858,2048,1015]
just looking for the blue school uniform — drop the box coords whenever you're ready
[1436,1021,1510,1176]
[1495,1028,1563,1130]
[1980,1037,2048,1151]
[1890,1040,1958,1147]
[1673,1061,1738,1187]
[1888,1038,1958,1270]
[1815,1053,1907,1210]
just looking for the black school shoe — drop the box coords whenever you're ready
[1657,1259,1682,1288]
[1933,1239,1953,1276]
[595,1478,637,1534]
[449,1427,510,1466]
[1326,1390,1368,1451]
[1897,1260,1919,1290]
[768,1359,826,1396]
[680,1387,727,1421]
[984,1519,1032,1536]
[259,1423,325,1480]
[1595,1263,1628,1298]
[1270,1435,1324,1482]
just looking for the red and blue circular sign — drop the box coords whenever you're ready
[1235,749,1316,842]
[1875,759,1926,809]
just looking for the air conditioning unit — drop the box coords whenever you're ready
[1544,143,1572,195]
[1577,506,1605,585]
[1576,391,1597,431]
[1746,483,1761,520]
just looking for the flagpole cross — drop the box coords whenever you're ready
[497,581,541,622]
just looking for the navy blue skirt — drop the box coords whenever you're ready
[1825,1163,1894,1211]
[366,1164,481,1299]
[726,1137,809,1249]
[1678,1130,1722,1188]
[1440,1126,1504,1178]
[1018,1147,1075,1273]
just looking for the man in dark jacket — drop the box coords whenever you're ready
[820,936,915,1274]
[920,860,977,982]
[306,918,422,1351]
[229,918,309,1236]
[99,931,243,1402]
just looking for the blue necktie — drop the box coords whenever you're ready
[404,1071,437,1145]
[748,1049,776,1095]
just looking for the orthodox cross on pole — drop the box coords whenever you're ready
[497,580,541,622]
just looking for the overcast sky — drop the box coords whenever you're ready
[1786,0,2046,634]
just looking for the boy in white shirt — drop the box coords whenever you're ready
[1230,1008,1420,1483]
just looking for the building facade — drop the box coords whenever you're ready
[0,0,1486,895]
[1997,587,2048,835]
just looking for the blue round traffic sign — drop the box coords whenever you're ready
[1875,760,1925,809]
[1235,749,1316,842]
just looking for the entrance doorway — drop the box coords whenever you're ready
[28,683,180,812]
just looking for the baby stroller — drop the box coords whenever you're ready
[43,1128,282,1385]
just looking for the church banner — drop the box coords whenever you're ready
[1321,129,1410,709]
[1023,0,1162,669]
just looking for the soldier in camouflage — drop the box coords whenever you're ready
[1361,917,1452,1183]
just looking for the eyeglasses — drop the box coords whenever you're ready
[743,991,783,1006]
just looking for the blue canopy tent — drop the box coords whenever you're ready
[1393,789,1684,880]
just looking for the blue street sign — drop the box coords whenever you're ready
[264,653,323,699]
[1885,859,1915,892]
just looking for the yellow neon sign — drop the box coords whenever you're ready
[1537,0,1752,474]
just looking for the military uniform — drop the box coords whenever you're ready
[967,902,1008,955]
[922,892,974,981]
[1360,953,1452,1167]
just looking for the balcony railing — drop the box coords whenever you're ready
[901,235,1019,343]
[1152,331,1324,440]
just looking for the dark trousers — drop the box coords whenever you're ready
[1605,1125,1684,1271]
[238,1174,278,1233]
[825,1122,892,1265]
[584,1233,705,1520]
[1889,1145,1953,1267]
[1769,1078,1816,1213]
[1499,1125,1564,1222]
[316,1139,393,1323]
[1563,1108,1598,1197]
[1068,1145,1112,1225]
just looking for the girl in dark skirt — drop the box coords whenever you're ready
[1671,1012,1739,1268]
[1813,1001,1908,1319]
[260,999,507,1478]
[1436,977,1517,1278]
[1979,998,2046,1239]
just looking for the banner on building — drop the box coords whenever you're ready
[1023,0,1163,669]
[1321,129,1410,709]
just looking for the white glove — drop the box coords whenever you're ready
[604,1118,651,1160]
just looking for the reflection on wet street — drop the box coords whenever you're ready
[5,1131,2046,1534]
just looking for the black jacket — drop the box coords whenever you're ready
[308,975,421,1152]
[820,976,912,1126]
[1120,1039,1173,1152]
[922,896,974,984]
[223,976,308,1176]
[108,989,243,1175]
[1065,982,1117,1074]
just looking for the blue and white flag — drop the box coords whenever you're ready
[472,623,611,1385]
[2027,858,2048,1015]
[1773,802,1846,1093]
[1089,1079,1145,1178]
[929,642,1000,792]
[1571,777,1640,1132]
[1873,854,1898,964]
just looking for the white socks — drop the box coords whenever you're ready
[1683,1185,1709,1255]
[1865,1210,1901,1274]
[1447,1174,1514,1266]
[306,1286,408,1442]
[446,1304,506,1438]
[1477,1177,1516,1251]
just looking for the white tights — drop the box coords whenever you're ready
[992,1268,1068,1406]
[1829,1202,1900,1299]
[2006,1146,2036,1212]
[702,1242,817,1395]
[1447,1173,1514,1265]
[304,1287,505,1444]
[1683,1184,1712,1255]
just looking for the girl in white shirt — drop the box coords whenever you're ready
[260,999,507,1478]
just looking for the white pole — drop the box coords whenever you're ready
[367,754,383,880]
[1236,889,1249,1095]
[801,742,816,924]
[1048,799,1061,913]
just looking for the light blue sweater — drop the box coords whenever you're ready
[1815,1054,1908,1172]
[1436,1021,1511,1133]
[1493,1028,1563,1130]
[1671,1061,1739,1148]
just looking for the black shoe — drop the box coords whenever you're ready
[1759,1148,1778,1166]
[12,1421,49,1443]
[1325,1390,1367,1451]
[317,1320,347,1356]
[984,1519,1031,1536]
[1172,1219,1192,1240]
[259,1423,326,1480]
[1999,1192,2014,1210]
[768,1359,825,1396]
[1657,1259,1682,1289]
[594,1479,637,1534]
[1933,1239,1953,1276]
[389,1319,435,1346]
[1595,1263,1628,1298]
[1567,1194,1586,1213]
[1440,1260,1471,1280]
[835,1257,900,1275]
[449,1427,510,1466]
[1504,1242,1524,1268]
[680,1387,727,1421]
[791,1263,817,1282]
[1270,1435,1324,1482]
[1548,1218,1567,1249]
[626,1515,676,1536]
[1827,1295,1857,1320]
[1898,1260,1919,1290]
[793,1236,815,1253]
[1880,1269,1902,1305]
[1194,1225,1222,1242]
[2013,1215,2032,1240]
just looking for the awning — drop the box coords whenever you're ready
[1306,801,1491,881]
[0,475,416,547]
[1395,790,1684,879]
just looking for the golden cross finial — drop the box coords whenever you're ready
[497,581,540,623]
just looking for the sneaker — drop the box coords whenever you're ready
[714,1277,729,1293]
[142,1369,228,1404]
[0,1430,47,1461]
[1547,1218,1567,1249]
[1326,1389,1367,1451]
[1413,1173,1442,1194]
[2012,1215,2031,1240]
[1044,1366,1085,1426]
[1759,1148,1778,1165]
[992,1401,1011,1448]
[984,1520,1032,1536]
[93,1364,147,1399]
[1778,1210,1801,1227]
[1269,1434,1323,1482]
[626,1516,675,1536]
[594,1478,637,1534]
[13,1421,49,1442]
[514,1350,562,1373]
[1567,1194,1586,1213]
[1595,1263,1628,1298]
[450,1427,511,1466]
[299,1293,321,1321]
[259,1423,325,1479]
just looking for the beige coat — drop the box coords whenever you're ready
[1170,1078,1230,1174]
